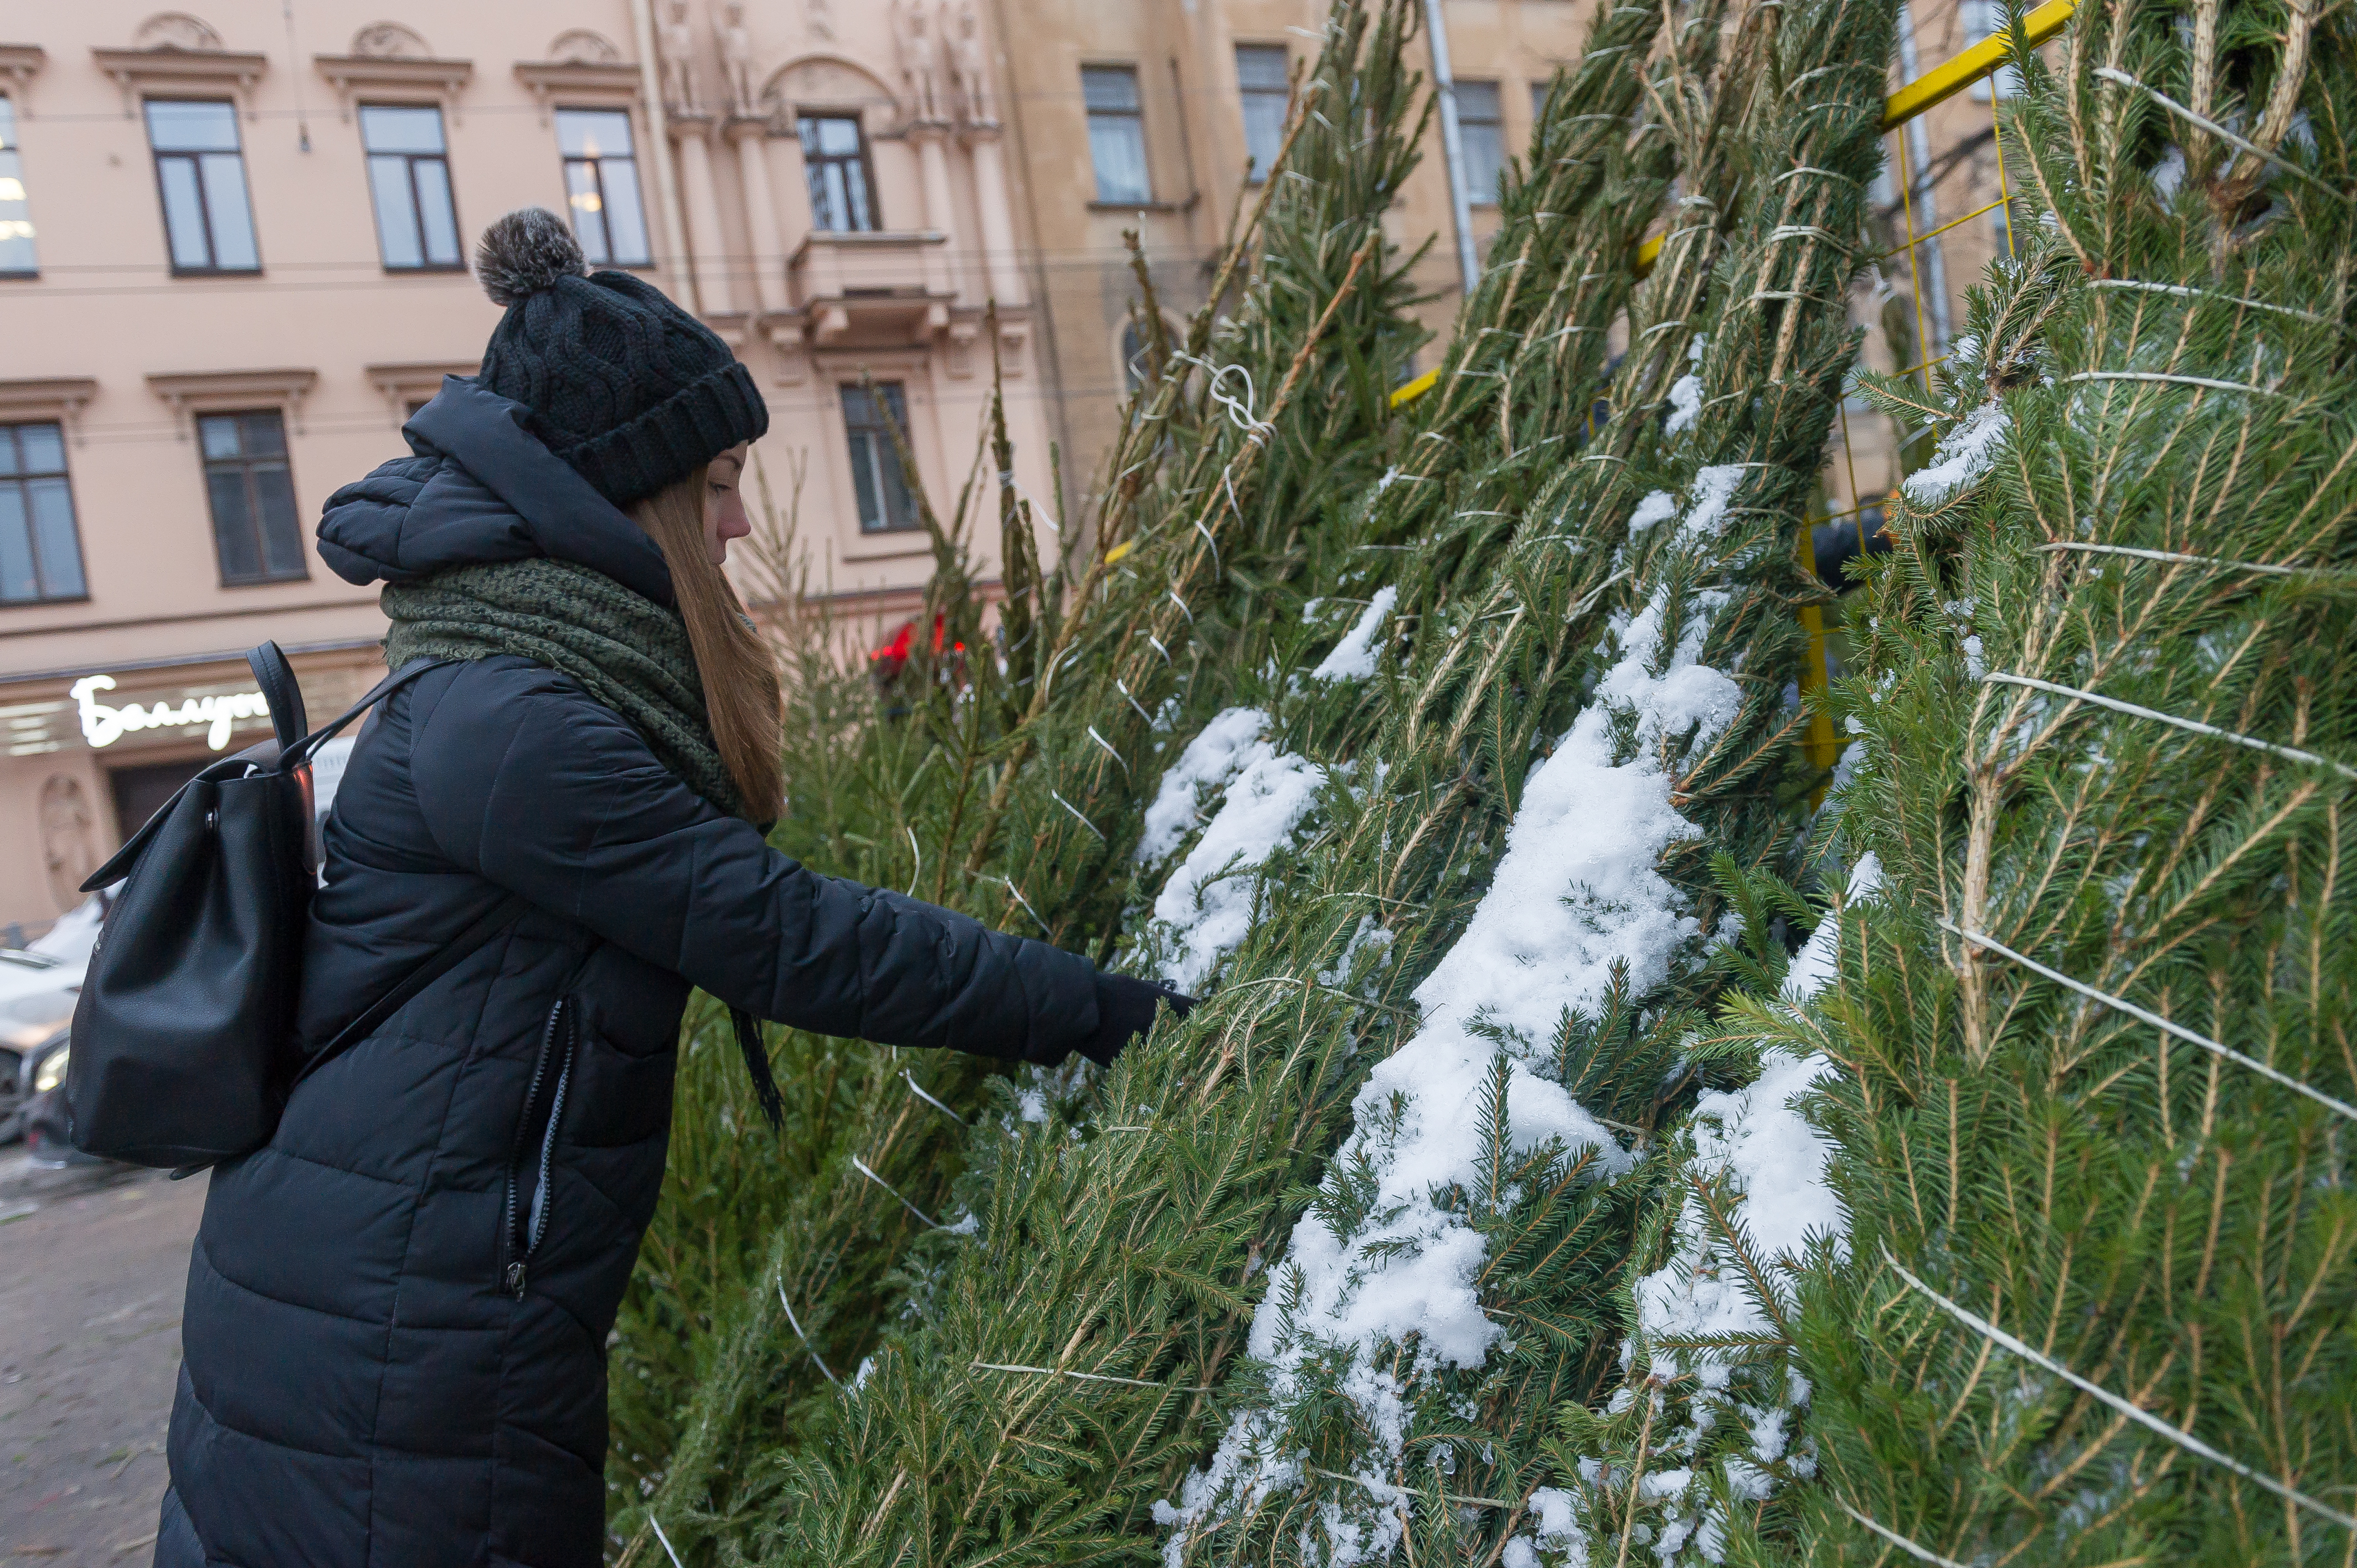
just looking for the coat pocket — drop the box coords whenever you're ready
[500,996,577,1299]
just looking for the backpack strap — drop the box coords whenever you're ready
[289,891,532,1094]
[279,656,451,771]
[246,641,310,754]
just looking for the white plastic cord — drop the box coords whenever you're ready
[1882,1245,2357,1531]
[776,1277,844,1388]
[1938,919,2357,1123]
[1831,1499,1970,1568]
[1982,670,2357,781]
[850,1156,940,1229]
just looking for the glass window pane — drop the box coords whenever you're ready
[0,429,16,476]
[599,159,650,263]
[145,99,239,152]
[811,117,861,157]
[1089,118,1151,203]
[413,158,459,265]
[199,153,258,269]
[564,161,612,263]
[814,164,848,231]
[0,487,37,603]
[0,96,15,151]
[1240,96,1287,180]
[251,462,303,576]
[847,431,885,530]
[358,105,444,154]
[1532,79,1552,124]
[557,108,631,158]
[1082,66,1139,112]
[198,414,241,461]
[1461,122,1505,205]
[368,154,424,267]
[25,477,83,599]
[16,423,61,474]
[1234,45,1288,91]
[240,412,286,457]
[207,470,261,582]
[0,144,35,274]
[158,157,211,269]
[1454,80,1501,124]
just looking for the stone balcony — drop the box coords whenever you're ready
[788,230,954,346]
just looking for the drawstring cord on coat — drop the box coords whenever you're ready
[729,1007,786,1130]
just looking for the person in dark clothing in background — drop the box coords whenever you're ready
[153,208,1188,1568]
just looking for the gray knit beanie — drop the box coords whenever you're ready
[471,207,768,507]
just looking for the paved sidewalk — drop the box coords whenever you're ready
[0,1157,204,1564]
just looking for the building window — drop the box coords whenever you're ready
[1454,80,1505,206]
[0,423,86,604]
[1121,321,1150,393]
[197,411,306,585]
[1531,78,1553,127]
[0,97,36,276]
[841,384,916,533]
[800,116,878,233]
[360,105,460,271]
[556,108,651,266]
[1083,66,1150,204]
[145,99,259,274]
[1235,45,1288,182]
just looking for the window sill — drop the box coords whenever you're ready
[1087,197,1195,213]
[0,595,92,610]
[0,270,38,281]
[168,267,266,279]
[218,573,313,590]
[841,537,930,561]
[380,263,470,276]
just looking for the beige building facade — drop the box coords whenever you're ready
[0,0,1616,934]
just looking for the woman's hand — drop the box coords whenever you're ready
[1083,973,1196,1064]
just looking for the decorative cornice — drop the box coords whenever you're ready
[0,45,46,116]
[0,377,97,443]
[362,360,474,423]
[511,59,641,126]
[312,54,474,123]
[146,368,318,437]
[90,47,268,119]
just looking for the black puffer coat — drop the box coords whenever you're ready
[157,380,1108,1568]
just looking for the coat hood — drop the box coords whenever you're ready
[317,376,676,608]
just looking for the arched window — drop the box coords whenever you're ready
[1120,321,1151,394]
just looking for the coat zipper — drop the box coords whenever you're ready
[502,997,576,1299]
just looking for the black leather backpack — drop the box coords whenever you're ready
[65,642,524,1172]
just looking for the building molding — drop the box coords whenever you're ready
[145,368,319,439]
[0,44,47,116]
[90,46,269,120]
[0,378,99,445]
[363,361,474,424]
[312,53,475,125]
[511,59,641,126]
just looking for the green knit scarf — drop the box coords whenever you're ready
[381,558,751,822]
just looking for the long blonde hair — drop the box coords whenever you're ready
[630,466,784,817]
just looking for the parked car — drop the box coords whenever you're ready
[0,952,79,1143]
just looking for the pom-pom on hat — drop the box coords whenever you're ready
[470,207,767,507]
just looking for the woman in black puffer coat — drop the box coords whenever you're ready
[153,210,1187,1568]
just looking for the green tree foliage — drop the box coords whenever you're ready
[1767,2,2357,1561]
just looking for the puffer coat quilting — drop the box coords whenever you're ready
[158,379,1104,1568]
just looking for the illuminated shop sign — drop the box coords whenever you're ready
[69,674,270,751]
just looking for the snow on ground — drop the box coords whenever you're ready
[1901,401,2009,508]
[1311,587,1399,683]
[1160,585,1744,1562]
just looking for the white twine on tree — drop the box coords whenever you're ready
[2091,68,2348,202]
[1146,632,1175,667]
[903,1069,966,1126]
[850,1156,941,1229]
[1982,670,2357,782]
[904,826,922,898]
[1086,724,1131,777]
[986,873,1051,934]
[1831,1498,1971,1568]
[2036,541,2340,577]
[2065,370,2284,397]
[1880,1245,2357,1531]
[2088,277,2328,324]
[648,1515,687,1568]
[1167,352,1278,446]
[1937,919,2357,1123]
[776,1277,845,1388]
[971,1359,1216,1392]
[1048,785,1107,842]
